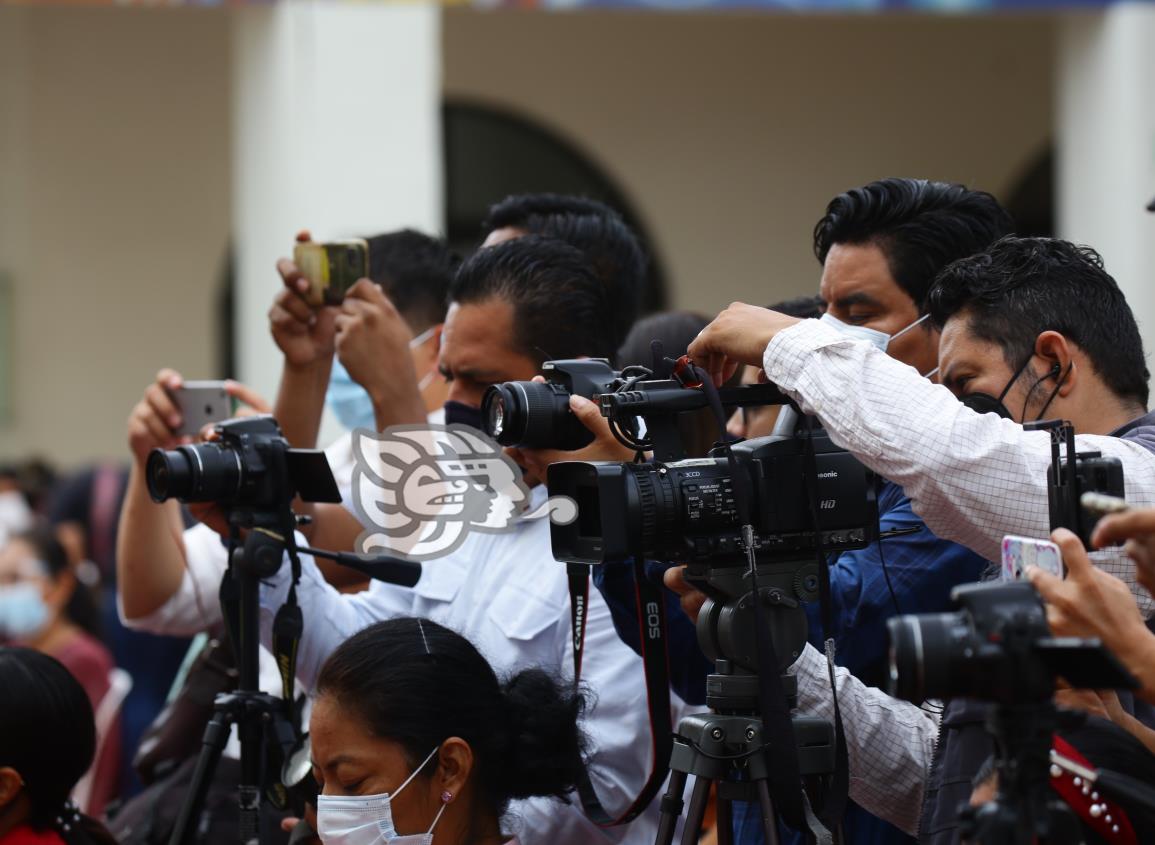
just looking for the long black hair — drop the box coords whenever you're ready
[316,618,588,821]
[0,647,115,844]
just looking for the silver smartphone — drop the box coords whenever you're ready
[172,381,234,437]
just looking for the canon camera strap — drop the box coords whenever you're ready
[566,557,674,826]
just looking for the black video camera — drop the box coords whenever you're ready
[146,415,341,511]
[550,430,875,567]
[482,359,622,451]
[887,581,1136,705]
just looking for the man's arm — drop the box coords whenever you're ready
[758,319,1155,610]
[118,369,200,620]
[790,644,939,836]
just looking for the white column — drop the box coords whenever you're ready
[1056,4,1155,361]
[232,0,443,406]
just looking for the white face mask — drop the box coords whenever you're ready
[819,311,930,353]
[316,747,446,845]
[818,312,938,378]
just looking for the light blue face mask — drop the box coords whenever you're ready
[0,582,49,640]
[818,312,938,378]
[326,327,439,433]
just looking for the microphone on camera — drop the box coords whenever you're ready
[298,545,422,587]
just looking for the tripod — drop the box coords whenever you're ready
[655,662,836,845]
[653,548,841,845]
[168,511,302,845]
[959,703,1081,845]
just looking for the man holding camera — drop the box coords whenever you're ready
[685,235,1155,843]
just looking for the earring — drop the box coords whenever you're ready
[440,790,454,804]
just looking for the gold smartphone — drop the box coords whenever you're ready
[293,239,370,306]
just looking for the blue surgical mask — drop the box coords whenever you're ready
[316,746,446,845]
[0,582,49,640]
[326,327,441,433]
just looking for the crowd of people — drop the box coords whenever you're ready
[4,181,1155,845]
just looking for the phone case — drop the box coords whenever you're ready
[175,382,232,437]
[1001,535,1063,581]
[293,240,369,306]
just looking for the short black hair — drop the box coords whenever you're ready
[813,178,1014,312]
[317,618,587,819]
[928,236,1149,407]
[365,229,458,332]
[450,235,616,365]
[483,194,646,348]
[768,295,826,320]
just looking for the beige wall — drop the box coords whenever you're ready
[0,7,230,467]
[444,10,1055,315]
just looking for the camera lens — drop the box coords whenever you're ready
[482,384,522,445]
[488,393,507,439]
[888,611,970,703]
[145,448,193,504]
[144,442,243,504]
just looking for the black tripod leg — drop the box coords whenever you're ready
[654,769,688,845]
[756,779,781,845]
[716,793,733,845]
[680,777,713,845]
[169,709,233,845]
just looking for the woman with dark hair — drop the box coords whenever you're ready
[310,618,587,845]
[0,647,117,845]
[0,523,120,815]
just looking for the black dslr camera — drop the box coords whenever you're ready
[482,359,621,451]
[146,415,340,510]
[887,581,1134,704]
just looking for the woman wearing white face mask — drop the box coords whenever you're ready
[0,523,119,817]
[310,618,587,845]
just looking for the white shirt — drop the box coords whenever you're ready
[762,319,1155,834]
[119,522,294,760]
[259,483,691,845]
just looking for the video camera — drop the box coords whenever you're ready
[145,415,340,510]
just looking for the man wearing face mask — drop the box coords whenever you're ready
[684,235,1155,843]
[582,180,1012,845]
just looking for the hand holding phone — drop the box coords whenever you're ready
[1002,535,1063,582]
[293,239,369,307]
[171,381,235,437]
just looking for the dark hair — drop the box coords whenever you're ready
[0,647,114,844]
[767,295,826,320]
[12,520,101,639]
[813,178,1014,312]
[617,311,724,457]
[316,618,587,820]
[364,229,459,333]
[928,236,1150,407]
[483,193,646,349]
[450,235,616,365]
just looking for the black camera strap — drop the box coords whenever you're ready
[566,558,674,826]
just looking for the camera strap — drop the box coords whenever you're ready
[271,517,305,711]
[566,558,674,826]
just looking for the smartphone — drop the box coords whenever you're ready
[172,381,234,437]
[1001,535,1063,582]
[293,239,369,306]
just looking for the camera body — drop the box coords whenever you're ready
[1049,451,1124,546]
[887,581,1135,705]
[550,430,874,567]
[482,359,621,450]
[146,415,340,511]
